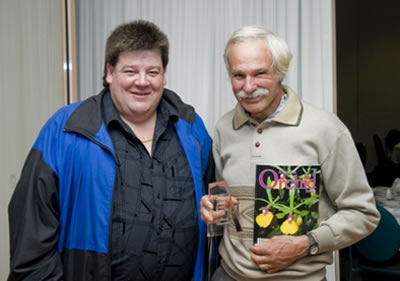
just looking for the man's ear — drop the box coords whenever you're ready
[163,68,167,86]
[105,64,114,85]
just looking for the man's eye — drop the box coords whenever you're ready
[233,74,244,79]
[148,71,159,76]
[256,71,269,77]
[124,70,136,75]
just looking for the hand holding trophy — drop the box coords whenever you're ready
[204,181,241,237]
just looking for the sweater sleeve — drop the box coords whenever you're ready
[8,148,63,281]
[312,129,380,253]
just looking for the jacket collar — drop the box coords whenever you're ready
[232,85,303,130]
[64,87,195,139]
[64,88,106,140]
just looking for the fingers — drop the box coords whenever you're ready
[250,246,268,265]
[200,196,213,223]
[231,196,238,206]
[200,195,226,224]
[259,263,271,272]
[250,251,274,273]
[250,235,307,273]
[250,243,267,255]
[250,242,271,269]
[200,195,214,210]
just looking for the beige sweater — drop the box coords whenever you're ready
[212,87,380,281]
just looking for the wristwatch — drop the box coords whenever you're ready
[306,233,319,255]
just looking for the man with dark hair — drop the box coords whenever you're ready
[8,20,214,281]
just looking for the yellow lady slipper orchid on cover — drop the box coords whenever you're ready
[256,207,274,228]
[280,219,298,234]
[280,213,302,234]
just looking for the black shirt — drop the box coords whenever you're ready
[102,92,198,281]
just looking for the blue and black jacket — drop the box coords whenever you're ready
[8,88,215,281]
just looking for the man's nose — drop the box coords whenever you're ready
[135,72,149,86]
[243,76,257,93]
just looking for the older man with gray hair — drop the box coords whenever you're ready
[201,25,379,281]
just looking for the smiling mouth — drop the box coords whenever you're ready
[241,96,262,103]
[131,91,151,96]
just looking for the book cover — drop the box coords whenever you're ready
[253,164,321,244]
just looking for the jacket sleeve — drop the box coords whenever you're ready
[8,148,63,281]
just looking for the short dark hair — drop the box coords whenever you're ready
[102,20,169,87]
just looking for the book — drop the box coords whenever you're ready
[253,164,321,244]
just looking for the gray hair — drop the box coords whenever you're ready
[223,26,292,83]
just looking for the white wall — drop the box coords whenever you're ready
[0,0,65,279]
[78,0,335,134]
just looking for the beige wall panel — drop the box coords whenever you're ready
[0,0,65,279]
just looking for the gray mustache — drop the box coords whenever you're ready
[236,88,269,99]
